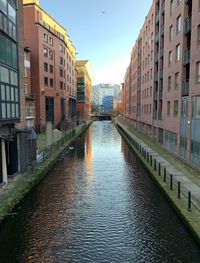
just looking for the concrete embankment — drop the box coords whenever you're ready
[0,122,92,223]
[114,118,200,246]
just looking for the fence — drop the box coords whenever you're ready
[117,123,200,214]
[31,123,87,168]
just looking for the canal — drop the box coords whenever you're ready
[0,121,200,262]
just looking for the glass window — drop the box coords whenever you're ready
[177,15,181,33]
[0,33,6,62]
[192,96,200,118]
[11,42,17,68]
[174,100,178,117]
[6,38,12,66]
[175,72,179,89]
[11,86,14,101]
[10,70,18,85]
[1,102,6,118]
[182,98,188,117]
[0,0,7,14]
[176,44,180,61]
[43,48,48,57]
[6,85,10,100]
[197,62,200,83]
[15,103,19,117]
[169,25,173,41]
[0,66,9,83]
[1,84,5,100]
[15,88,18,102]
[11,103,15,117]
[8,4,16,24]
[7,103,10,117]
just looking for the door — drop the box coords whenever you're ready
[45,97,54,122]
[6,137,18,175]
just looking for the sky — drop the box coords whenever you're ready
[40,0,152,85]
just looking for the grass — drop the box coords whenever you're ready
[117,117,200,187]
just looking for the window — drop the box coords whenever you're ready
[44,33,48,43]
[49,50,53,60]
[44,62,48,72]
[197,25,200,45]
[8,4,16,24]
[170,0,173,15]
[174,100,178,117]
[167,101,170,116]
[50,79,53,87]
[60,68,63,77]
[43,48,48,57]
[192,96,200,118]
[49,37,53,46]
[168,76,172,91]
[0,33,17,68]
[169,25,173,41]
[176,44,180,61]
[60,81,63,89]
[24,84,28,95]
[175,72,179,90]
[182,98,188,118]
[49,65,53,74]
[44,77,48,86]
[177,15,181,33]
[197,62,200,83]
[0,0,7,15]
[60,57,63,65]
[169,51,172,66]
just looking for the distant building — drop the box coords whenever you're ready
[103,96,114,112]
[23,0,77,132]
[76,60,93,121]
[92,84,121,113]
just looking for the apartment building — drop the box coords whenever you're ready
[23,0,77,132]
[124,0,200,170]
[76,60,93,121]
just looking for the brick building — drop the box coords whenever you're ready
[124,0,200,170]
[0,0,33,185]
[76,60,93,121]
[23,0,77,132]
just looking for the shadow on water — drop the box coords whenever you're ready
[0,121,199,263]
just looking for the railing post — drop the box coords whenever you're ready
[147,152,149,163]
[154,158,156,171]
[164,168,166,182]
[150,155,152,166]
[178,182,181,199]
[170,174,173,190]
[158,163,161,175]
[188,191,192,212]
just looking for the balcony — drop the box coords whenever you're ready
[159,89,163,99]
[183,48,190,65]
[155,12,160,24]
[160,69,163,79]
[154,72,159,82]
[155,32,159,43]
[182,80,189,96]
[158,111,162,120]
[161,3,165,14]
[184,17,191,35]
[155,52,159,63]
[160,47,164,58]
[160,25,164,36]
[153,111,158,120]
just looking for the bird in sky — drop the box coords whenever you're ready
[101,11,106,14]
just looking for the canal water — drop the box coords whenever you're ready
[0,121,200,263]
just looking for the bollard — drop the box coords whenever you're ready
[170,174,173,190]
[147,152,149,163]
[154,158,156,171]
[164,168,166,182]
[158,163,161,175]
[188,191,192,211]
[178,182,181,199]
[150,155,152,166]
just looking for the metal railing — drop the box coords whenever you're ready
[183,48,190,65]
[182,80,189,96]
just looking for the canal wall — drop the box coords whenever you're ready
[0,121,92,223]
[114,118,200,246]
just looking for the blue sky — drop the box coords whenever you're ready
[40,0,152,84]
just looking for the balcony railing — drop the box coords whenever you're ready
[184,17,191,35]
[160,69,163,79]
[183,48,190,65]
[153,111,157,120]
[182,80,189,96]
[160,25,164,36]
[159,89,163,99]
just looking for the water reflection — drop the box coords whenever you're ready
[0,121,199,262]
